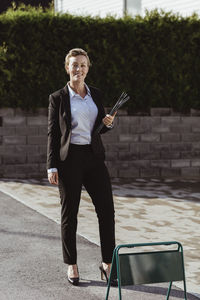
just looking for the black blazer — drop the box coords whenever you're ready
[47,84,110,169]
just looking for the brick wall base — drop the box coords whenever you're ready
[0,108,200,179]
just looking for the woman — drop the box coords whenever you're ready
[47,48,116,286]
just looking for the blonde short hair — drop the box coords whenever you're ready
[64,48,91,68]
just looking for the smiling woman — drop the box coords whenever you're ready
[47,48,117,287]
[65,49,90,98]
[67,56,88,81]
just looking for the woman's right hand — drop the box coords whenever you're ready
[48,172,59,185]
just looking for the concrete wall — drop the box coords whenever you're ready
[55,0,123,18]
[0,108,200,179]
[142,0,200,17]
[55,0,200,18]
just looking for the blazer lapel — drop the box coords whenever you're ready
[60,84,71,129]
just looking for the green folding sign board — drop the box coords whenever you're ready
[106,241,187,300]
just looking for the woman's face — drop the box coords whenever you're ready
[66,55,89,83]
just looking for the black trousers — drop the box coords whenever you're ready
[58,144,115,265]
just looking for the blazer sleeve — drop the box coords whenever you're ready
[46,94,61,170]
[99,116,113,135]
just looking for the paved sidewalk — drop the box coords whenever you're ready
[0,190,199,300]
[0,178,200,299]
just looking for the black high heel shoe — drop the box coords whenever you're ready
[99,264,118,287]
[67,265,79,286]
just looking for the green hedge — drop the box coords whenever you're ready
[0,6,200,113]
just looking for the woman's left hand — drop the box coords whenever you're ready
[102,112,117,127]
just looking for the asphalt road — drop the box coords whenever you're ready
[0,191,199,300]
